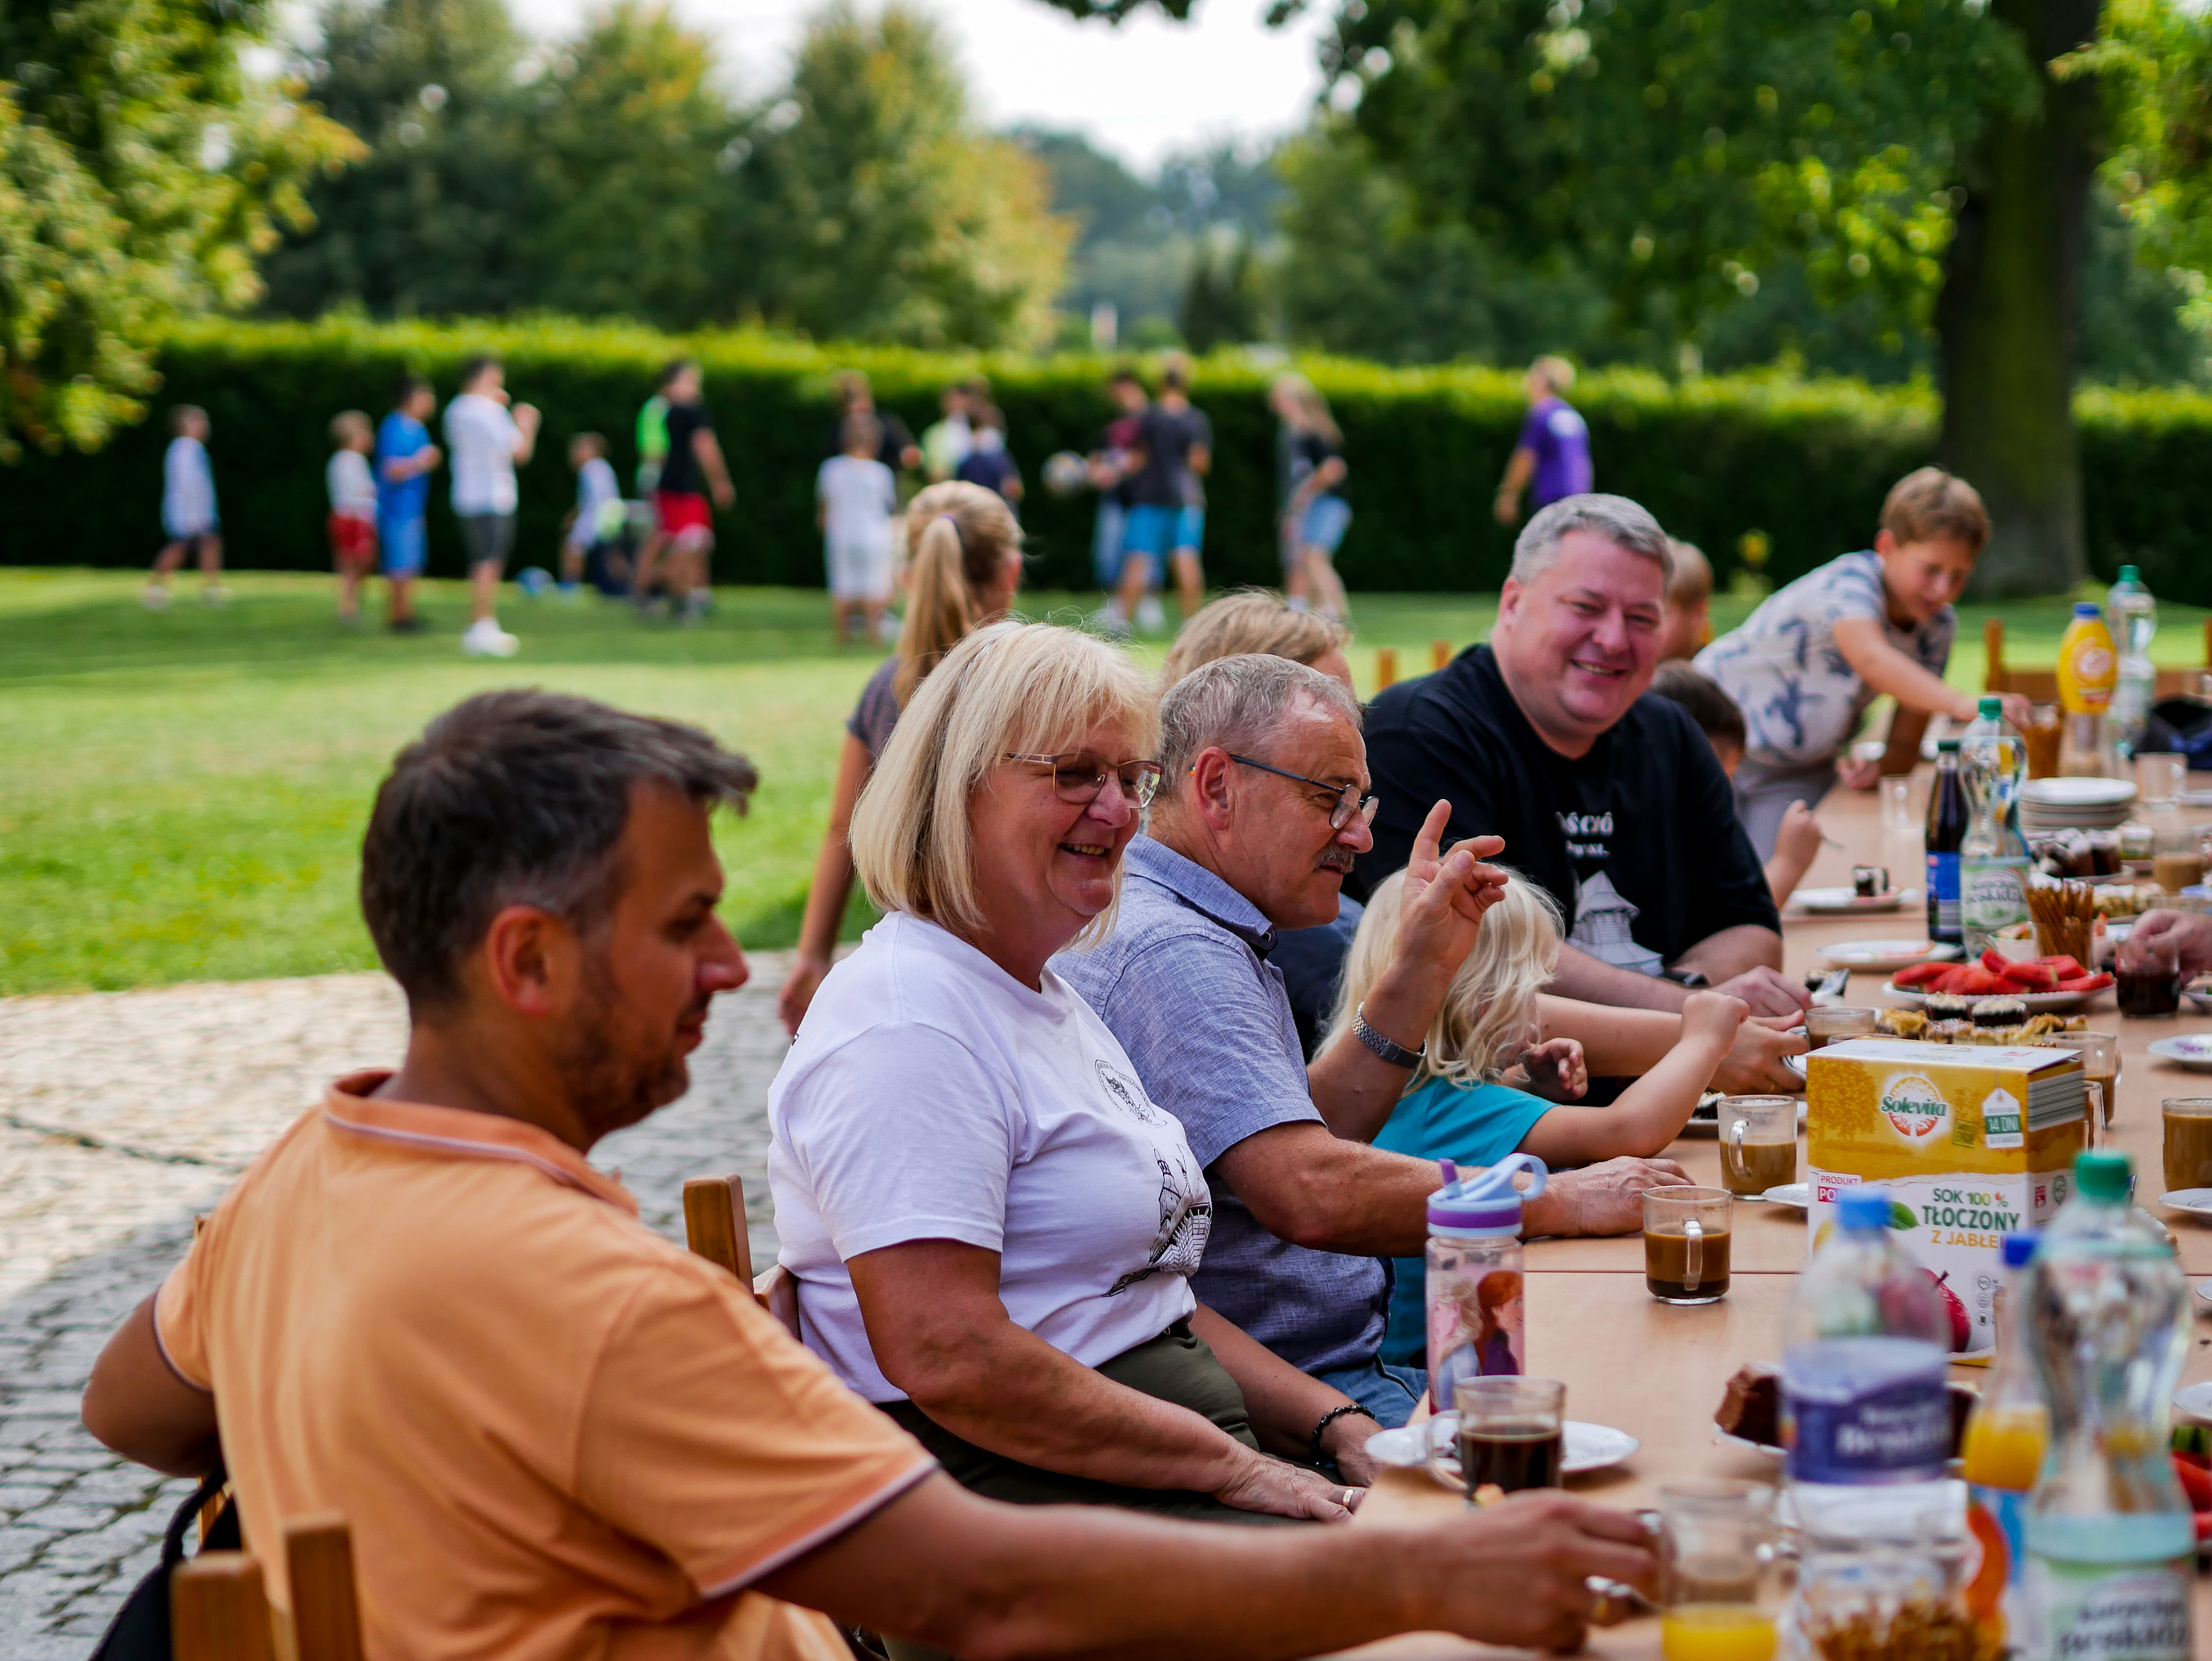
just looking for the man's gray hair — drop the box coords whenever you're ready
[1509,493,1675,588]
[1159,653,1363,788]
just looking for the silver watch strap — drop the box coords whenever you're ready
[1352,1002,1425,1068]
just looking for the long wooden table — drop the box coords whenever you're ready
[1338,769,2212,1659]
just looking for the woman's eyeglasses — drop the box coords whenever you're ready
[1226,754,1378,831]
[1004,752,1164,809]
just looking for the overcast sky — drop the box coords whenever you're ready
[500,0,1334,170]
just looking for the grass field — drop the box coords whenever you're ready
[4,569,2206,994]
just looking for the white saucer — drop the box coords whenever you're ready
[2149,1035,2212,1072]
[2198,1280,2212,1308]
[1366,1418,1640,1489]
[2159,1189,2212,1218]
[2176,1382,2212,1421]
[1783,1053,1808,1079]
[2023,777,2138,808]
[2185,989,2212,1016]
[1816,940,1960,973]
[1763,1182,1810,1209]
[1794,887,1907,915]
[1713,1429,1785,1460]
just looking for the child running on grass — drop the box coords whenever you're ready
[327,411,378,625]
[562,433,624,597]
[817,413,898,645]
[1330,868,1745,1365]
[145,406,226,609]
[1650,661,1827,908]
[376,376,440,635]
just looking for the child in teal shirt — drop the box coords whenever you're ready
[1334,869,1747,1364]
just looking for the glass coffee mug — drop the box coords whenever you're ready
[1803,1007,1878,1051]
[1658,1479,1781,1661]
[2037,1031,2120,1129]
[2118,932,2183,1018]
[1425,1375,1567,1500]
[1719,1096,1797,1198]
[2163,1098,2212,1196]
[1645,1187,1733,1304]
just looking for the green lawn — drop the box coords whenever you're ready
[3,569,2205,994]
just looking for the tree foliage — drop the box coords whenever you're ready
[0,0,359,457]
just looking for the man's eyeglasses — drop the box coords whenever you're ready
[1226,754,1378,831]
[1005,752,1164,809]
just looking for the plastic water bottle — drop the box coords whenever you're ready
[1424,1153,1544,1413]
[2021,1151,2192,1661]
[2107,566,2158,759]
[1782,1189,1964,1658]
[1960,695,2031,952]
[1961,1233,2045,1649]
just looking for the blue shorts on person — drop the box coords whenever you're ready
[380,516,426,578]
[1173,505,1205,554]
[1120,503,1177,561]
[1290,494,1351,563]
[1091,499,1125,588]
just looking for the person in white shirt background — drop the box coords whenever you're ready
[442,356,540,658]
[817,414,900,645]
[560,432,626,597]
[325,410,380,625]
[145,406,226,610]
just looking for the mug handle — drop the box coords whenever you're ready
[1682,1217,1703,1292]
[1425,1412,1462,1494]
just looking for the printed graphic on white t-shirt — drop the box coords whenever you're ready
[1569,870,1665,976]
[1092,1057,1211,1295]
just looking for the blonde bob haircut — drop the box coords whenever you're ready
[1160,589,1349,686]
[1328,865,1564,1089]
[849,619,1158,945]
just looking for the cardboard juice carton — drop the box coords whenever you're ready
[1806,1038,2085,1359]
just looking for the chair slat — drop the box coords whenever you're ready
[172,1552,275,1661]
[286,1514,365,1661]
[683,1175,755,1288]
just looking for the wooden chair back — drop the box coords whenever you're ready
[683,1174,802,1341]
[171,1516,363,1661]
[1986,615,2212,702]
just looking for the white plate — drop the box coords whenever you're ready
[1816,940,1960,973]
[1713,1429,1785,1460]
[2175,1382,2212,1421]
[1366,1418,1641,1488]
[1881,981,2107,1014]
[1763,1182,1810,1209]
[1793,887,1907,915]
[1783,1053,1808,1079]
[2185,989,2212,1016]
[2022,778,2139,808]
[2180,789,2212,809]
[2149,1035,2212,1072]
[2198,1280,2212,1308]
[2159,1189,2212,1218]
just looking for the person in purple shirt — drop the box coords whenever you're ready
[1494,355,1592,524]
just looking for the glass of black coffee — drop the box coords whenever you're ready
[2118,933,2182,1018]
[1643,1186,1734,1304]
[1452,1376,1566,1498]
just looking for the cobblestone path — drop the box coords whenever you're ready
[0,958,793,1656]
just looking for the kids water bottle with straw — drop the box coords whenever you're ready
[1426,1153,1547,1412]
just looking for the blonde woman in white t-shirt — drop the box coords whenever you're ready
[769,622,1381,1571]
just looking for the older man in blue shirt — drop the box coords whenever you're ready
[1054,654,1690,1427]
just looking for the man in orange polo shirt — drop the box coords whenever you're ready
[84,689,1655,1660]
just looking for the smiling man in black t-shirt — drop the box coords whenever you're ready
[1355,494,1810,1018]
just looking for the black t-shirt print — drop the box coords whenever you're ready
[1350,645,1778,971]
[658,402,714,496]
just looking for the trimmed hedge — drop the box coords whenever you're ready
[9,316,2211,600]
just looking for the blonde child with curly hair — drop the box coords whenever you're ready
[1331,867,1745,1364]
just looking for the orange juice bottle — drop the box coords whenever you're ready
[2055,602,2118,714]
[1960,1233,2043,1649]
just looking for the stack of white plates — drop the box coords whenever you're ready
[2019,776,2137,833]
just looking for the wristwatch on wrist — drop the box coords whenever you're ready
[1351,1002,1426,1069]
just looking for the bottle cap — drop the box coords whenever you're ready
[2073,601,2102,618]
[2074,1149,2131,1202]
[1427,1152,1548,1238]
[1836,1189,1893,1231]
[1937,739,1960,752]
[2119,565,2140,582]
[2001,1231,2037,1269]
[1978,695,2002,718]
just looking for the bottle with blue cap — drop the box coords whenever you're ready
[1423,1152,1546,1414]
[2021,1150,2191,1661]
[1961,1232,2044,1649]
[1781,1186,1961,1656]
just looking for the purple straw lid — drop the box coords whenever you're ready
[1428,1152,1548,1237]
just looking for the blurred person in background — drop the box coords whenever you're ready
[561,433,627,599]
[145,405,225,610]
[823,370,922,473]
[817,415,900,646]
[1270,376,1349,623]
[778,483,1026,1036]
[1113,357,1211,632]
[375,375,440,635]
[1493,357,1590,525]
[634,360,733,625]
[442,356,540,659]
[1657,540,1713,661]
[955,404,1024,509]
[1088,369,1149,612]
[326,410,378,626]
[921,381,974,483]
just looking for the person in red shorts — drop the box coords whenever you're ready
[634,359,735,622]
[325,410,380,625]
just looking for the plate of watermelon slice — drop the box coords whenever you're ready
[1885,948,2113,1011]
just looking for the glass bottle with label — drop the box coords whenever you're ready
[1925,740,1968,946]
[2022,1152,2192,1661]
[1960,701,2031,951]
